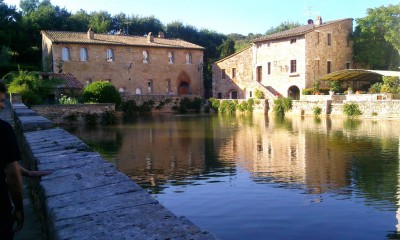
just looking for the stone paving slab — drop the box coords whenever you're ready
[18,115,53,132]
[16,104,219,240]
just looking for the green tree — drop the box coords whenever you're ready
[82,81,121,107]
[218,36,235,59]
[353,4,400,70]
[265,21,301,35]
[69,9,90,32]
[89,11,112,33]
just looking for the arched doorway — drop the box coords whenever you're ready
[176,71,192,96]
[288,86,300,100]
[230,90,238,99]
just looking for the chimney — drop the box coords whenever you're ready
[315,16,322,25]
[87,28,94,40]
[147,32,154,43]
[307,19,314,25]
[158,32,165,38]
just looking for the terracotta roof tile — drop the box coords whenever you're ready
[253,18,352,42]
[41,30,205,50]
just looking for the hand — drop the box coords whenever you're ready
[28,170,52,178]
[13,208,24,233]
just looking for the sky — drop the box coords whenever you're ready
[3,0,399,35]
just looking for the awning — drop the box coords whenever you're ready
[318,69,400,82]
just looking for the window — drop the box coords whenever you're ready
[80,48,88,61]
[217,92,222,99]
[327,33,332,46]
[186,53,192,64]
[62,47,70,61]
[327,61,332,73]
[232,68,236,78]
[143,50,149,63]
[290,38,297,44]
[222,69,226,79]
[256,66,262,82]
[166,79,171,94]
[106,49,114,62]
[316,32,320,44]
[267,62,271,75]
[290,60,297,73]
[148,80,153,93]
[168,51,174,64]
[249,91,253,98]
[346,62,350,69]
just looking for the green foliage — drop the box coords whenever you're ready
[254,89,265,99]
[369,83,382,93]
[265,21,301,35]
[302,88,314,95]
[342,102,362,118]
[5,68,63,106]
[218,36,235,59]
[219,100,236,114]
[381,76,400,93]
[273,97,293,116]
[313,106,322,116]
[82,81,121,106]
[174,97,202,113]
[59,94,78,104]
[327,80,341,92]
[209,97,220,110]
[353,4,400,69]
[121,100,137,116]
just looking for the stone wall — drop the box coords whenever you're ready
[32,103,115,124]
[331,100,400,117]
[12,103,218,239]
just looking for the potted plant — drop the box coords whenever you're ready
[347,86,353,94]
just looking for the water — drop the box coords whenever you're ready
[66,114,400,240]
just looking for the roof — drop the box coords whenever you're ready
[40,73,84,89]
[214,45,252,63]
[41,30,205,50]
[318,69,400,82]
[253,18,352,43]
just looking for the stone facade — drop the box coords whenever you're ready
[212,17,353,100]
[41,30,204,97]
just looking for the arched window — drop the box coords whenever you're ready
[186,53,192,64]
[168,51,174,64]
[135,88,142,95]
[80,48,88,61]
[106,49,114,62]
[62,47,70,61]
[143,50,149,63]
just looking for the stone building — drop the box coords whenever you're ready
[212,17,353,99]
[41,29,205,97]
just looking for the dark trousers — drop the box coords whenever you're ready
[0,212,14,240]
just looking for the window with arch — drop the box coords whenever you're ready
[62,47,70,61]
[186,53,192,64]
[80,48,88,61]
[106,49,114,62]
[168,51,174,64]
[143,50,149,63]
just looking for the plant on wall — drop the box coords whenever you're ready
[254,89,265,99]
[342,102,362,118]
[273,97,292,116]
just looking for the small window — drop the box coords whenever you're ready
[327,33,332,46]
[186,53,192,64]
[316,32,320,44]
[290,60,297,73]
[168,51,174,64]
[327,61,332,73]
[232,68,236,78]
[166,79,171,94]
[217,92,222,99]
[62,47,70,61]
[80,48,88,61]
[346,62,350,69]
[249,91,253,98]
[267,62,271,75]
[148,80,153,93]
[222,69,226,79]
[106,49,114,62]
[143,50,149,63]
[290,38,297,44]
[256,66,262,82]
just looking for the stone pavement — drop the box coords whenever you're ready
[0,97,43,240]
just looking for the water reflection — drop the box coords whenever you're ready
[66,114,400,239]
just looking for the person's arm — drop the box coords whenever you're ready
[19,164,52,178]
[6,161,24,232]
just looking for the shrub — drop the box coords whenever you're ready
[121,100,138,116]
[209,97,220,111]
[219,100,236,114]
[302,88,314,95]
[342,102,362,118]
[254,89,265,99]
[59,94,78,104]
[313,106,322,116]
[273,97,292,116]
[82,81,121,107]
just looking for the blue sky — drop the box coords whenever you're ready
[3,0,399,35]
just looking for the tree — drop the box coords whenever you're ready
[69,9,90,32]
[265,21,301,35]
[82,81,122,107]
[218,36,235,59]
[353,4,400,70]
[89,11,112,33]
